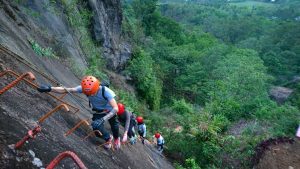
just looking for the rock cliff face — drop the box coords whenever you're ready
[0,0,130,72]
[0,0,171,168]
[89,0,131,70]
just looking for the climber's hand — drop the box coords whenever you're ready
[122,132,128,143]
[91,118,104,130]
[37,84,51,93]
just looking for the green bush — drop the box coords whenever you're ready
[175,158,202,169]
[29,39,58,59]
[207,48,271,120]
[164,111,229,168]
[255,103,299,136]
[146,111,166,134]
[85,56,107,81]
[116,89,139,112]
[128,49,162,110]
[172,99,193,115]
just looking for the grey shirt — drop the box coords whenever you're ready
[118,110,132,132]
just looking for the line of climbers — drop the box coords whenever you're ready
[37,75,165,152]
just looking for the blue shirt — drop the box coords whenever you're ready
[75,85,116,111]
[138,123,147,137]
[157,136,164,145]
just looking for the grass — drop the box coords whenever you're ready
[28,38,58,59]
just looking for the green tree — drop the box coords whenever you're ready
[128,49,162,110]
[207,49,271,120]
[132,0,159,35]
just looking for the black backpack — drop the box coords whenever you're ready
[100,80,110,100]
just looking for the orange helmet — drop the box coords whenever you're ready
[136,116,143,124]
[81,76,100,96]
[117,103,125,115]
[155,132,160,139]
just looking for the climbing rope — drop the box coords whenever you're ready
[0,69,80,113]
[0,44,88,102]
[0,44,60,85]
[0,50,121,169]
[1,44,165,163]
[62,86,93,114]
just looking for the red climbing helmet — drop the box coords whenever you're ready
[81,76,100,96]
[155,132,160,139]
[117,103,125,115]
[136,116,143,124]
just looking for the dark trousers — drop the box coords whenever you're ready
[92,114,119,141]
[158,144,164,151]
[138,131,145,144]
[127,119,136,138]
[138,131,144,137]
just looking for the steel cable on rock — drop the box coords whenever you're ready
[0,44,94,134]
[0,44,88,103]
[0,44,108,143]
[62,86,93,114]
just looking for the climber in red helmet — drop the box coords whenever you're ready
[116,103,137,144]
[154,132,165,153]
[37,76,121,149]
[136,116,147,144]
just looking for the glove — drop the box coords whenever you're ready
[37,84,51,93]
[130,137,136,145]
[91,118,104,130]
[122,133,128,143]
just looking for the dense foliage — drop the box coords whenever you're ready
[17,0,299,168]
[161,0,300,84]
[122,0,300,168]
[128,49,162,110]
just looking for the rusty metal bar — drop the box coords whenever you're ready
[14,126,42,149]
[0,71,35,95]
[1,45,89,104]
[0,70,80,113]
[0,44,61,85]
[43,93,79,114]
[46,151,87,169]
[65,119,89,136]
[82,130,103,141]
[0,45,88,102]
[38,104,70,124]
